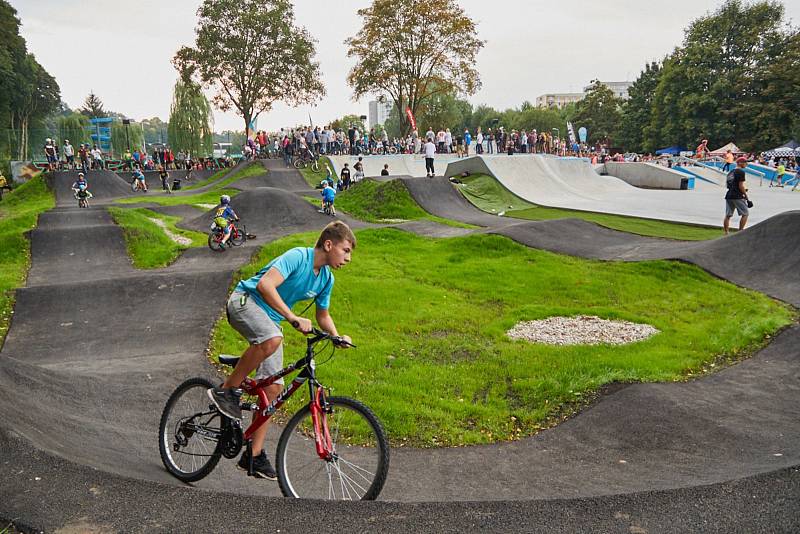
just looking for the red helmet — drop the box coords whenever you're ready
[736,156,748,164]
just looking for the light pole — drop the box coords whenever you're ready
[122,119,131,151]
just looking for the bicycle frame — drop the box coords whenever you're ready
[238,330,333,459]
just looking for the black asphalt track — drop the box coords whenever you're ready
[1,163,798,531]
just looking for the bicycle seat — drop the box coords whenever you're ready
[218,354,240,367]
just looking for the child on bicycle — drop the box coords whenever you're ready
[213,194,239,250]
[320,182,336,216]
[207,221,355,479]
[132,167,147,192]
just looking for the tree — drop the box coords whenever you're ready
[414,90,472,135]
[174,0,324,135]
[141,117,169,146]
[618,61,662,152]
[168,76,214,157]
[346,0,484,136]
[57,113,90,147]
[81,91,106,117]
[110,119,144,156]
[572,80,622,145]
[329,114,366,134]
[643,0,790,152]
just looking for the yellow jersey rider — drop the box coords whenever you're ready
[213,194,240,249]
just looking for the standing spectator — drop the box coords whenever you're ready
[724,157,751,234]
[424,136,436,177]
[445,128,453,153]
[425,127,434,143]
[340,162,351,190]
[436,128,446,153]
[519,130,528,153]
[91,145,104,169]
[63,139,75,169]
[412,129,421,154]
[353,157,364,183]
[454,130,463,157]
[722,149,735,172]
[44,138,57,171]
[487,129,494,154]
[464,129,472,156]
[771,161,786,187]
[0,172,11,200]
[475,128,483,155]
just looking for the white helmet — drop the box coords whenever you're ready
[220,195,230,205]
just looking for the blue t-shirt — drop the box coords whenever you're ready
[322,187,336,202]
[235,247,333,324]
[214,205,236,220]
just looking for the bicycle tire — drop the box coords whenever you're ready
[293,158,306,169]
[230,223,246,246]
[310,161,320,173]
[208,232,225,252]
[276,396,390,501]
[158,377,225,482]
[131,179,138,192]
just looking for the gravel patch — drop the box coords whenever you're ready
[196,203,217,209]
[507,315,659,346]
[147,217,193,246]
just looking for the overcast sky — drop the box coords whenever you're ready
[13,0,800,132]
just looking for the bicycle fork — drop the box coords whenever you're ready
[311,386,334,461]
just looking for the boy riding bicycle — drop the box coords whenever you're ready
[208,221,355,479]
[212,195,239,250]
[320,182,336,215]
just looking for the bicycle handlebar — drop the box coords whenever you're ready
[307,326,355,348]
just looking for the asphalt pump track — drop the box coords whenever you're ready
[1,161,798,532]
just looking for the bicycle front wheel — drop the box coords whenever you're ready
[158,377,225,482]
[230,224,246,246]
[276,396,389,500]
[208,232,224,251]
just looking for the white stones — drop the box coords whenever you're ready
[507,315,659,346]
[147,217,192,246]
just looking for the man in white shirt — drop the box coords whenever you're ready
[424,137,436,178]
[436,129,446,153]
[63,140,75,169]
[445,128,452,153]
[90,146,104,170]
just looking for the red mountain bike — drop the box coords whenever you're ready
[158,328,390,500]
[208,220,247,251]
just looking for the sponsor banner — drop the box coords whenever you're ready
[405,107,417,131]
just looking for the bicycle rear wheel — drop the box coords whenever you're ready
[158,377,225,482]
[208,232,224,251]
[276,396,389,500]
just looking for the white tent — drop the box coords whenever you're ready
[709,142,744,156]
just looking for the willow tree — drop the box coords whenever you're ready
[345,0,484,136]
[174,0,324,135]
[168,77,213,157]
[57,113,90,147]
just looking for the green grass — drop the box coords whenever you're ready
[209,228,794,447]
[114,162,266,208]
[460,173,723,241]
[297,155,333,187]
[182,167,230,190]
[327,179,475,228]
[0,174,55,348]
[108,207,207,268]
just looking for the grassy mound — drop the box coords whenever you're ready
[459,173,722,241]
[0,175,55,347]
[114,162,265,208]
[329,179,474,228]
[108,207,207,268]
[209,228,794,447]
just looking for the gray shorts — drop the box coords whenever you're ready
[725,199,749,217]
[227,291,284,383]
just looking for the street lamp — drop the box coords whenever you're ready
[122,118,131,151]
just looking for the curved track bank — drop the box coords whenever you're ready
[1,163,798,532]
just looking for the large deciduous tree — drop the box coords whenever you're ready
[617,61,661,153]
[644,0,793,152]
[572,81,622,146]
[345,0,484,136]
[174,0,324,135]
[168,76,213,157]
